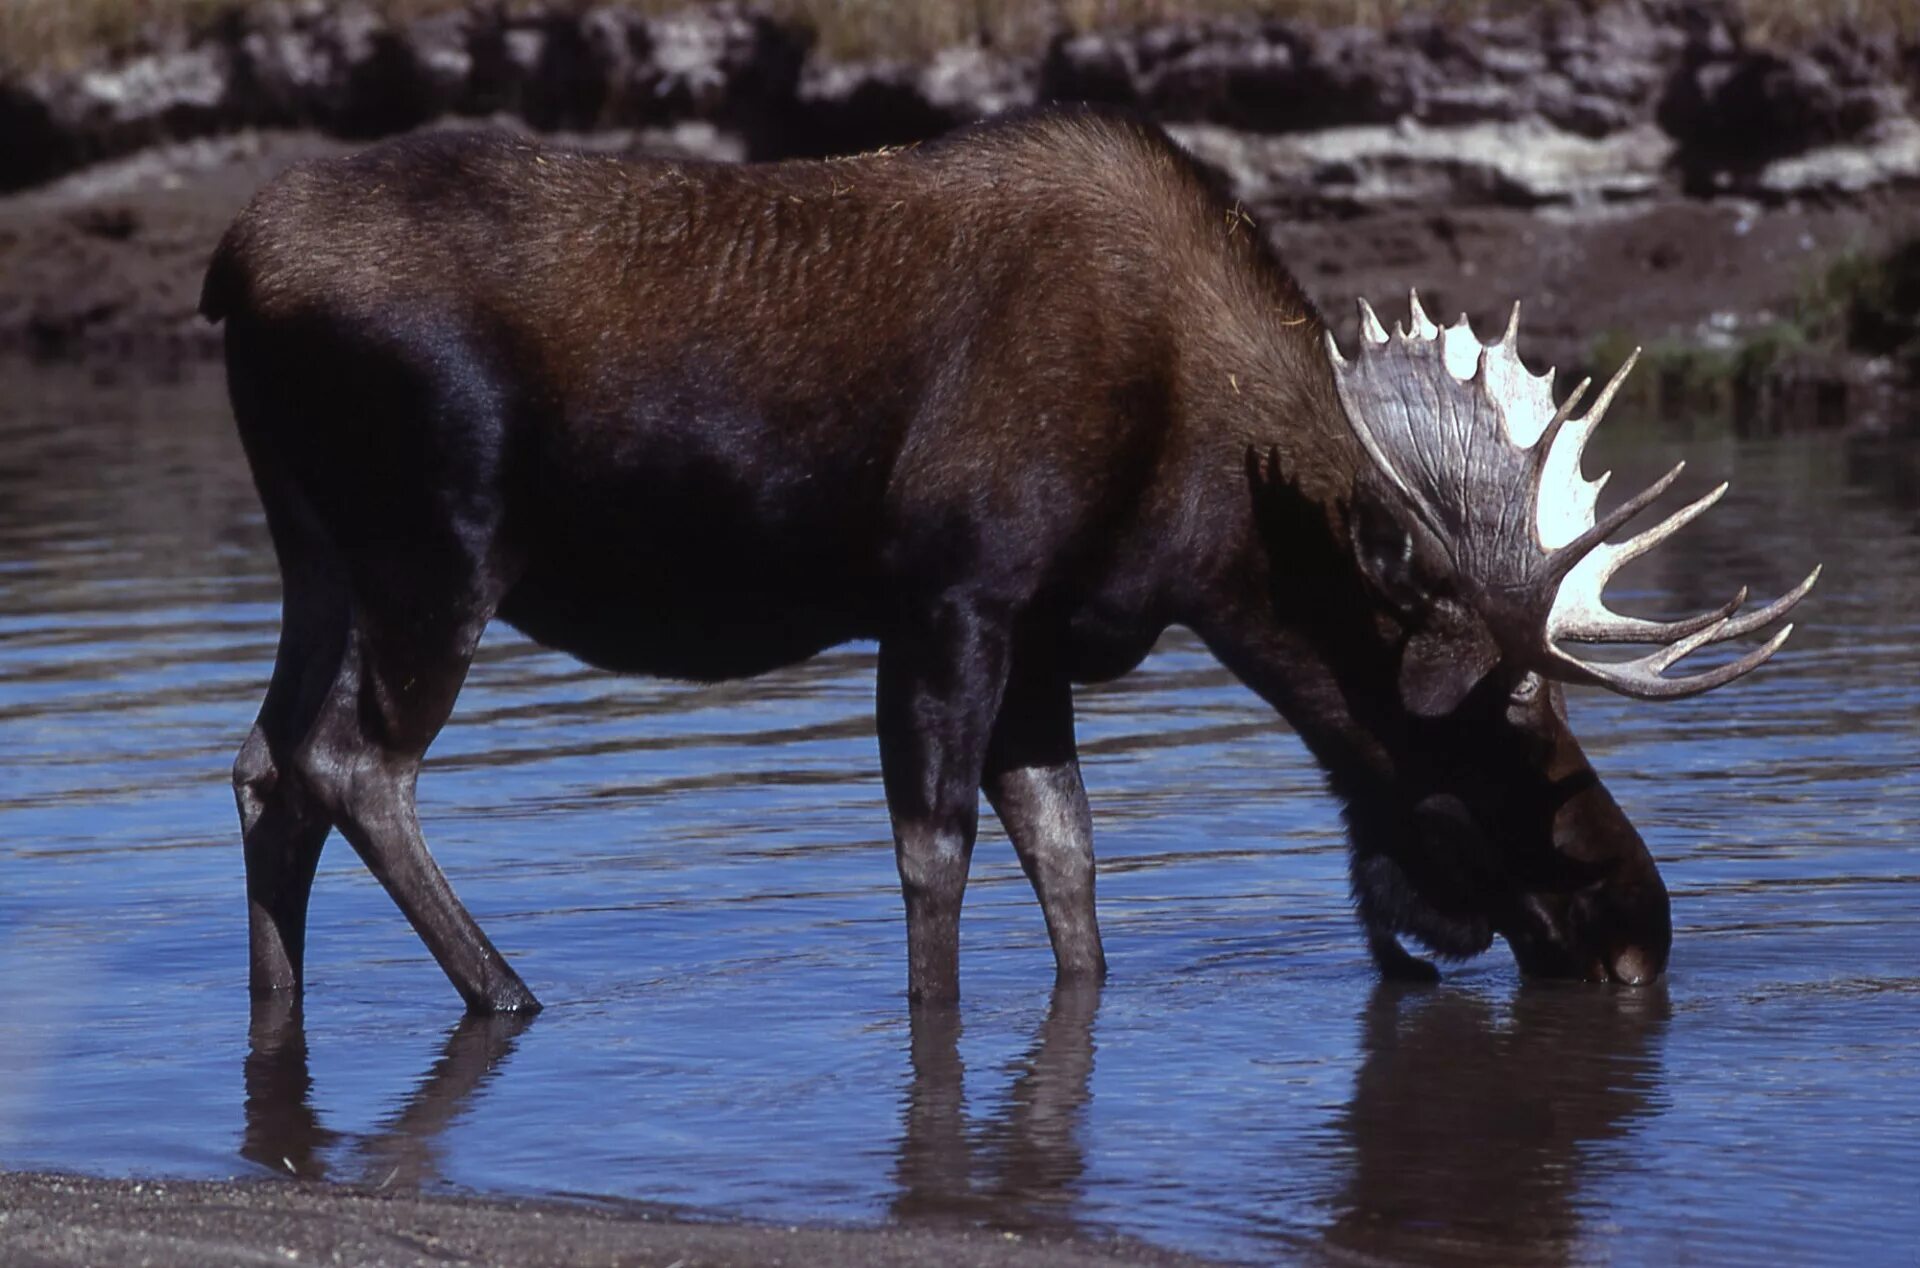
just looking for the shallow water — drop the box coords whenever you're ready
[1,359,1916,1265]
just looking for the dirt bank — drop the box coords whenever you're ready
[5,1,1918,200]
[0,1171,1221,1267]
[2,1,1916,431]
[3,120,1911,432]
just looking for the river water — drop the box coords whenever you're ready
[1,359,1915,1265]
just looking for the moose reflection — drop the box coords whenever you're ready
[1322,983,1670,1264]
[240,979,1667,1257]
[241,999,531,1186]
[891,986,1100,1233]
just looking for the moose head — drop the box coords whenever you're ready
[1249,292,1818,984]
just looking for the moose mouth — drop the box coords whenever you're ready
[1505,892,1668,985]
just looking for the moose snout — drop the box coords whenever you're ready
[1574,878,1672,985]
[1512,874,1671,985]
[1606,944,1662,986]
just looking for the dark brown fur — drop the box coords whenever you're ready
[208,106,1668,1013]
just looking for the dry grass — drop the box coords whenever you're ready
[2,0,1914,76]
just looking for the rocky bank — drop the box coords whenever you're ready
[1,0,1916,428]
[8,0,1919,205]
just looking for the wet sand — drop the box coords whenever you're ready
[0,1171,1224,1267]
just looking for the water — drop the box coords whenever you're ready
[2,358,1916,1265]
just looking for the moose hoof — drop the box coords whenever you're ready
[1369,933,1441,983]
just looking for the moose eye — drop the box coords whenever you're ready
[1510,672,1543,705]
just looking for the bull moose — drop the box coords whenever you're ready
[201,106,1816,1013]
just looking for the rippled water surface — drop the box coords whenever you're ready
[2,360,1917,1264]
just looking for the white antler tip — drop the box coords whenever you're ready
[1324,329,1346,366]
[1408,288,1439,339]
[1357,297,1388,344]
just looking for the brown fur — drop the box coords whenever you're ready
[208,106,1668,1013]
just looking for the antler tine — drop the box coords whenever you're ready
[1547,485,1819,649]
[1530,374,1593,476]
[1330,288,1817,702]
[1558,566,1817,647]
[1555,586,1748,645]
[1706,564,1822,642]
[1547,461,1688,583]
[1408,289,1440,340]
[1532,346,1636,486]
[1584,347,1640,425]
[1551,621,1798,700]
[1358,297,1389,344]
[1324,328,1347,367]
[1608,480,1729,570]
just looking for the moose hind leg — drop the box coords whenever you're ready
[983,656,1106,984]
[297,582,539,1015]
[239,722,334,997]
[236,486,352,997]
[877,600,1013,1006]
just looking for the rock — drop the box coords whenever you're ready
[637,5,807,134]
[0,0,1916,210]
[786,45,1027,158]
[1659,23,1902,184]
[324,7,442,137]
[11,45,234,184]
[789,59,947,157]
[920,45,1029,119]
[0,81,78,192]
[226,2,443,137]
[1172,119,1673,216]
[1755,115,1920,199]
[1123,20,1422,132]
[480,10,621,130]
[1039,31,1140,107]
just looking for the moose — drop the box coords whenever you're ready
[202,106,1816,1014]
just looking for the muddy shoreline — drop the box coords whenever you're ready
[3,121,1912,432]
[0,1170,1225,1267]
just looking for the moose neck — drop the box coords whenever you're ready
[1166,303,1399,798]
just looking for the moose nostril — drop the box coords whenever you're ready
[1608,945,1662,986]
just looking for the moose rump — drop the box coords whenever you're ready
[206,117,1195,1012]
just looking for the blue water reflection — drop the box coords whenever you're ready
[1,361,1916,1263]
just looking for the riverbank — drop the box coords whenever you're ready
[2,0,1916,431]
[0,1171,1222,1267]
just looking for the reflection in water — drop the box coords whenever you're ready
[1324,984,1669,1265]
[892,987,1099,1234]
[242,1000,532,1187]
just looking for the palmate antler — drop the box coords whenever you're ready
[1326,292,1819,700]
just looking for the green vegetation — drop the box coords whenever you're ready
[1585,327,1737,421]
[1820,236,1920,379]
[2,0,1915,76]
[1589,234,1920,422]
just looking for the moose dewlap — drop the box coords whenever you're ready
[202,107,1816,1012]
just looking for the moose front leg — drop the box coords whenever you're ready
[876,600,1012,1006]
[983,659,1106,984]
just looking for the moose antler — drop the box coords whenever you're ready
[1325,291,1819,700]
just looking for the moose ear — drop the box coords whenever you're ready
[1399,600,1503,718]
[1349,477,1430,617]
